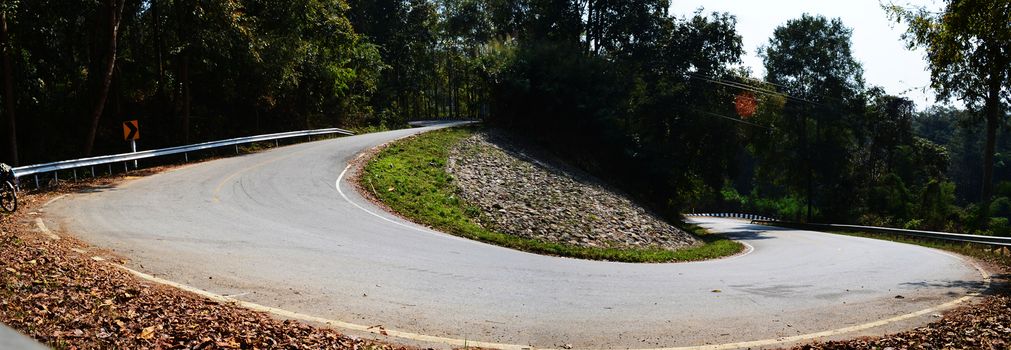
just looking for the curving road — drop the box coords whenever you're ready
[45,123,985,349]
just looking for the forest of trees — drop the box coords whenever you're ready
[0,0,1009,234]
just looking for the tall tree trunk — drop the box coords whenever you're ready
[175,0,191,144]
[449,58,457,119]
[1,10,17,166]
[800,111,812,222]
[981,79,1001,205]
[982,118,996,202]
[83,0,125,156]
[434,68,441,118]
[592,0,602,55]
[431,82,437,119]
[586,0,594,54]
[180,55,190,143]
[152,0,164,95]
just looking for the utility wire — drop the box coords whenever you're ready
[693,109,774,130]
[687,73,819,105]
[687,72,859,108]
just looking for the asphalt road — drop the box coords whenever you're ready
[0,323,46,350]
[46,124,985,349]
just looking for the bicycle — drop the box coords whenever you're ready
[0,163,16,213]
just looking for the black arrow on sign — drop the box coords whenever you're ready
[125,121,138,140]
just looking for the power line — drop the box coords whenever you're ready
[693,109,774,130]
[687,72,860,108]
[686,72,819,105]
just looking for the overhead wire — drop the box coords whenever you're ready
[695,110,774,130]
[688,71,863,108]
[676,73,782,130]
[686,72,819,105]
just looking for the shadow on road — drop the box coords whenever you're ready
[698,222,797,241]
[901,279,988,290]
[717,229,778,241]
[902,272,1010,297]
[73,184,117,194]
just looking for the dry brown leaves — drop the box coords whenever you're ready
[0,178,414,350]
[794,292,1011,349]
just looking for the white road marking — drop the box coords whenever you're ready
[116,264,534,350]
[335,163,461,241]
[34,218,60,240]
[40,194,67,209]
[111,254,989,350]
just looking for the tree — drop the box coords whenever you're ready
[1,1,17,165]
[886,0,1011,204]
[83,0,125,156]
[583,0,669,57]
[760,14,865,221]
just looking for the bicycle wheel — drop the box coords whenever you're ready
[0,181,16,213]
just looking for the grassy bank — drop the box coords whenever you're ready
[361,127,743,263]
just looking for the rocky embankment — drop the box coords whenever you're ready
[447,131,700,250]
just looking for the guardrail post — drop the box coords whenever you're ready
[108,164,112,175]
[90,166,95,178]
[73,169,77,181]
[235,145,239,154]
[34,175,39,190]
[130,139,138,169]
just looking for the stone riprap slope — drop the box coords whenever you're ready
[447,131,700,250]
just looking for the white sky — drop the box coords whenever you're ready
[668,0,949,110]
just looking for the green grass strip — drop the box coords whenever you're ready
[362,127,743,263]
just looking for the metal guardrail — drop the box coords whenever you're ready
[685,212,777,221]
[11,127,354,188]
[751,220,1011,248]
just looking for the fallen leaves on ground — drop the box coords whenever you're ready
[794,292,1011,349]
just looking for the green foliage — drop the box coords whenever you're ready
[363,127,744,263]
[720,183,747,209]
[749,195,813,222]
[761,14,864,99]
[754,14,866,222]
[0,0,384,163]
[989,217,1011,236]
[990,196,1011,219]
[903,219,922,230]
[886,0,1011,203]
[917,180,957,230]
[867,173,911,221]
[884,0,1011,109]
[488,7,745,217]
